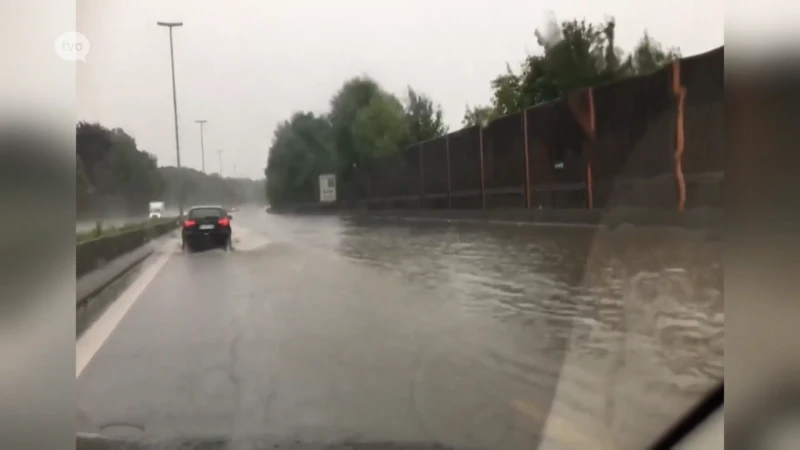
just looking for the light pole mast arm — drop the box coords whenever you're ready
[196,120,207,173]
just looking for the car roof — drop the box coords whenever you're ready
[187,205,225,211]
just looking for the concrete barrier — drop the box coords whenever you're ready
[76,219,178,278]
[76,220,179,336]
[76,243,156,336]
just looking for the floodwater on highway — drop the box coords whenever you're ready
[248,212,722,448]
[78,210,723,449]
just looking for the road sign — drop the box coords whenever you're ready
[319,174,336,203]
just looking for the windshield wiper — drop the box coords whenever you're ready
[649,381,723,449]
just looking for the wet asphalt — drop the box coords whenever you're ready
[76,207,723,450]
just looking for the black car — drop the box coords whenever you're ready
[181,206,232,252]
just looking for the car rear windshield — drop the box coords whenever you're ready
[188,208,225,219]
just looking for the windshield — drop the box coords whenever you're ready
[188,208,225,219]
[76,2,723,449]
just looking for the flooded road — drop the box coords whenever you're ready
[77,209,723,449]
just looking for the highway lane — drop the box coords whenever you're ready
[76,208,723,449]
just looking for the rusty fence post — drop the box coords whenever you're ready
[586,88,595,210]
[419,143,425,208]
[672,60,687,212]
[479,126,486,209]
[446,134,452,209]
[523,108,531,209]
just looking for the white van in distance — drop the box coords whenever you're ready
[149,201,165,219]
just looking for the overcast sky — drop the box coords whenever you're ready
[77,0,723,180]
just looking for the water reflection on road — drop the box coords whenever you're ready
[260,213,723,449]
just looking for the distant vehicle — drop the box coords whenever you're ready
[229,206,238,212]
[181,205,233,252]
[149,201,165,219]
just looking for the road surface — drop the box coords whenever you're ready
[76,208,723,449]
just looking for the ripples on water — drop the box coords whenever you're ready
[333,218,722,449]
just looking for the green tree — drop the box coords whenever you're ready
[403,87,448,143]
[473,16,680,122]
[518,17,627,108]
[462,104,494,128]
[326,77,433,197]
[76,122,164,217]
[267,78,451,204]
[630,30,681,75]
[328,77,382,183]
[265,112,335,206]
[352,93,407,159]
[490,64,524,116]
[77,121,266,216]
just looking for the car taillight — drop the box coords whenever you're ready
[183,219,196,227]
[217,217,229,227]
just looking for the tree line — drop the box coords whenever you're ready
[265,15,680,206]
[462,16,680,127]
[77,121,263,219]
[265,84,448,206]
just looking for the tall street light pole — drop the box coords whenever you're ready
[157,21,184,215]
[195,120,207,173]
[217,149,224,177]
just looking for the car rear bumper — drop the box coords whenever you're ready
[182,229,230,244]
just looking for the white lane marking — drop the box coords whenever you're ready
[76,241,174,378]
